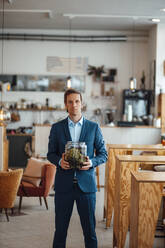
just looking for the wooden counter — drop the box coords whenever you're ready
[130,171,165,248]
[104,144,165,228]
[113,155,165,248]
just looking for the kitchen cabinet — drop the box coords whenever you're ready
[7,134,33,168]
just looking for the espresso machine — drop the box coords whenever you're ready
[118,89,153,126]
[104,109,116,125]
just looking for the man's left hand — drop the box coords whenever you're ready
[80,156,92,170]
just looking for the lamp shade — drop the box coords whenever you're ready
[67,76,72,88]
[0,106,11,125]
[129,77,136,91]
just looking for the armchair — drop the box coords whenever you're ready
[0,169,23,221]
[17,160,56,212]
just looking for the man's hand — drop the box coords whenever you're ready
[80,156,92,170]
[61,153,71,170]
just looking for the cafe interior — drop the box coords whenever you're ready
[0,0,165,247]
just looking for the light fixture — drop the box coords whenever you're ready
[129,77,136,91]
[129,18,137,92]
[151,18,160,23]
[67,76,71,88]
[67,17,72,89]
[0,0,11,125]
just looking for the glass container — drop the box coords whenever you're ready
[65,141,87,169]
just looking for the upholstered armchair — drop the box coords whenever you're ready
[17,158,56,211]
[0,169,23,221]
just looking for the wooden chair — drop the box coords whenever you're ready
[0,169,23,221]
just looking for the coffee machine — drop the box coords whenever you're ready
[104,109,116,125]
[118,89,153,126]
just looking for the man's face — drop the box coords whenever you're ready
[65,93,82,117]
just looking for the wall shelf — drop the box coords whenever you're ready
[11,107,86,112]
[12,108,66,112]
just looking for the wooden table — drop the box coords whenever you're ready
[113,155,165,248]
[104,144,165,228]
[130,171,165,248]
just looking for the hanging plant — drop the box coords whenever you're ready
[87,65,105,81]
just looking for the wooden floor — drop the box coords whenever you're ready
[0,188,164,248]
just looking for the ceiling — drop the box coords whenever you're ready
[0,0,165,32]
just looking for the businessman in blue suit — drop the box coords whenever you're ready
[47,88,107,248]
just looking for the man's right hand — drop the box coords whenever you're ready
[61,153,71,170]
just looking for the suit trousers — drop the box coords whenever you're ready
[53,183,97,248]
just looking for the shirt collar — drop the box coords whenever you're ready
[68,116,83,127]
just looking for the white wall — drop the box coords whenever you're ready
[0,29,150,128]
[156,24,165,94]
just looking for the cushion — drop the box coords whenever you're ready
[22,158,46,186]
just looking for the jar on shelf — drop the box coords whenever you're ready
[65,141,87,169]
[161,133,165,146]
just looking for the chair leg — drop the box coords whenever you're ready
[5,208,9,222]
[18,196,23,212]
[43,197,48,210]
[39,197,42,206]
[96,167,100,191]
[11,208,14,215]
[163,196,165,220]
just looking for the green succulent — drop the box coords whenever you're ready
[65,148,86,169]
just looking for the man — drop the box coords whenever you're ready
[47,88,107,248]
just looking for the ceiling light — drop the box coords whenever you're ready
[151,18,160,23]
[160,8,165,12]
[0,9,51,14]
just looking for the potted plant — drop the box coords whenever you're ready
[87,65,105,81]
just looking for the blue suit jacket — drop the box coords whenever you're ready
[47,117,107,193]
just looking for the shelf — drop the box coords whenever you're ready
[11,107,86,112]
[91,95,115,99]
[11,108,65,111]
[7,133,34,136]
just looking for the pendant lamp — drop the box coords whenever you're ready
[129,18,137,92]
[67,17,72,88]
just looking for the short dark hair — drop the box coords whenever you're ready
[64,88,82,104]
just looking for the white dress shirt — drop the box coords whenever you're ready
[68,116,83,142]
